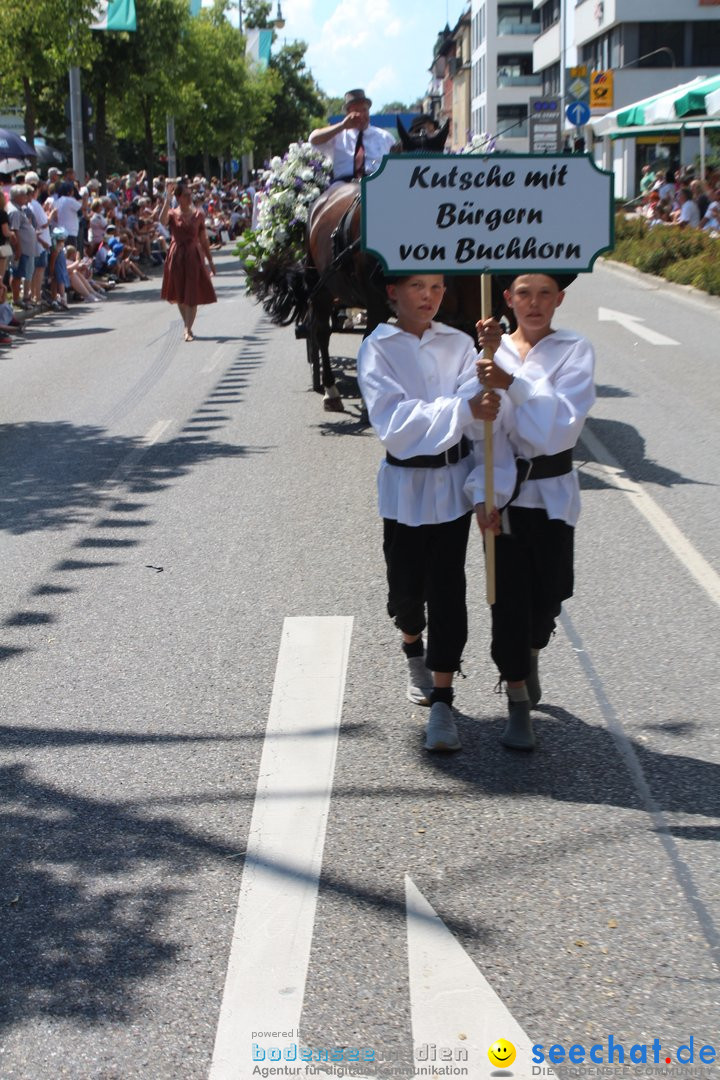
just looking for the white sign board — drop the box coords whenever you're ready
[361,153,614,275]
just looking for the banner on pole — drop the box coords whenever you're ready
[91,0,137,31]
[361,153,614,275]
[245,28,273,68]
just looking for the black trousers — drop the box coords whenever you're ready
[490,507,574,682]
[383,512,471,674]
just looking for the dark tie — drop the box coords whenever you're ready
[353,130,365,179]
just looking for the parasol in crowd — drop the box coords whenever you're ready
[0,127,37,175]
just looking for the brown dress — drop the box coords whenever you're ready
[161,208,217,306]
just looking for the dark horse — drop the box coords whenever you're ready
[260,120,514,410]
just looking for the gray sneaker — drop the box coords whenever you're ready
[424,701,462,752]
[407,654,433,706]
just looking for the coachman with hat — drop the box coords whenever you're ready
[309,88,396,184]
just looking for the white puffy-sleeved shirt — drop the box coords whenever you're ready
[357,321,484,527]
[464,329,596,527]
[320,125,396,179]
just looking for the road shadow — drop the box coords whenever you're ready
[578,416,711,492]
[0,748,488,1034]
[0,421,265,536]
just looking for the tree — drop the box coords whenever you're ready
[0,0,97,146]
[243,0,272,27]
[252,40,326,159]
[105,0,190,180]
[379,101,412,113]
[169,1,278,174]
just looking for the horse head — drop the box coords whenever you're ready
[396,117,450,154]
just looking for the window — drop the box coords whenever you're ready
[497,103,528,137]
[691,21,720,66]
[541,63,560,96]
[540,0,560,33]
[637,22,685,67]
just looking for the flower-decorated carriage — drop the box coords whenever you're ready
[237,130,509,411]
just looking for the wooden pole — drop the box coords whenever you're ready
[481,274,496,606]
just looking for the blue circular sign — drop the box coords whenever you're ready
[566,100,591,127]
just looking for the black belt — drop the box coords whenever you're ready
[500,448,573,511]
[386,435,472,469]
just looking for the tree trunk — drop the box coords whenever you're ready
[203,150,211,180]
[22,76,36,148]
[95,87,108,186]
[143,96,154,188]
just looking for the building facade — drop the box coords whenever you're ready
[470,1,541,151]
[533,0,720,196]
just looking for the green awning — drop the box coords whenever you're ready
[674,74,720,117]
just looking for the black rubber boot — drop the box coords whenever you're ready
[500,698,536,750]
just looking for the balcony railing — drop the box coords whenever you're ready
[497,19,540,36]
[497,73,542,86]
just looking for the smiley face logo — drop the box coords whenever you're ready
[488,1039,516,1069]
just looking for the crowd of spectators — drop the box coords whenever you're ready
[632,163,720,233]
[0,166,257,348]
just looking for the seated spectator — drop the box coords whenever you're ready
[0,280,24,337]
[700,189,720,234]
[671,187,700,229]
[64,244,105,301]
[49,227,71,309]
[89,199,109,245]
[690,179,710,220]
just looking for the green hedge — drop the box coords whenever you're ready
[607,214,720,295]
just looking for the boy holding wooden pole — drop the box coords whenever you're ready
[466,272,596,751]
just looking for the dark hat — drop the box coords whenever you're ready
[408,113,439,135]
[343,88,372,111]
[497,272,577,292]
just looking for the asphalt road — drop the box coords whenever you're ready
[1,254,718,1080]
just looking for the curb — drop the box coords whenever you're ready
[598,256,720,315]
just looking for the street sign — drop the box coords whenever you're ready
[566,100,591,127]
[529,96,561,153]
[362,152,614,274]
[590,69,614,109]
[566,65,589,104]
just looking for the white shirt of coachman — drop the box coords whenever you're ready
[323,125,397,180]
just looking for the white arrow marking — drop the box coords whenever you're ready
[597,307,679,346]
[209,616,353,1080]
[406,876,556,1080]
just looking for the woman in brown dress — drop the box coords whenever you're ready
[159,179,216,341]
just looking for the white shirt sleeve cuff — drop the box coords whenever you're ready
[507,373,533,406]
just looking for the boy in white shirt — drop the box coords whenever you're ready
[357,273,500,752]
[466,273,596,750]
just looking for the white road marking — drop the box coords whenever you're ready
[406,876,556,1080]
[597,306,679,345]
[209,616,353,1080]
[95,419,174,500]
[580,425,720,609]
[201,344,229,374]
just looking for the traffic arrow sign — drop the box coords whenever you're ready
[406,876,557,1079]
[566,100,591,127]
[598,307,679,345]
